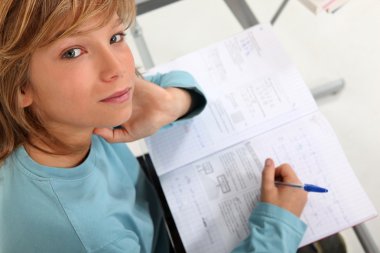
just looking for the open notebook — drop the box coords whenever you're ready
[144,24,377,253]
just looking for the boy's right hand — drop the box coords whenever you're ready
[93,77,192,143]
[260,158,308,217]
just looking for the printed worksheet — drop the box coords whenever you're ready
[146,25,317,175]
[159,112,376,252]
[145,24,377,253]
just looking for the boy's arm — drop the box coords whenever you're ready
[231,202,307,253]
[144,70,207,121]
[93,71,207,143]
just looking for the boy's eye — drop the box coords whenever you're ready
[110,33,125,44]
[62,48,82,59]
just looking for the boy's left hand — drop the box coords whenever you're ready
[93,77,192,143]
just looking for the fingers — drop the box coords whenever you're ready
[262,159,302,191]
[261,158,275,192]
[262,159,299,182]
[260,159,308,217]
[93,127,132,143]
[274,163,302,184]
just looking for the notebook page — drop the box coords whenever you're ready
[146,24,317,175]
[158,111,377,253]
[250,111,378,246]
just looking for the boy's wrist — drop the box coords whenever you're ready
[165,87,193,120]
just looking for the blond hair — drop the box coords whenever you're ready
[0,0,136,161]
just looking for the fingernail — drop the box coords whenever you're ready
[265,158,272,167]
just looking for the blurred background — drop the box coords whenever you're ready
[125,0,380,252]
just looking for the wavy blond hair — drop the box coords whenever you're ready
[0,0,136,161]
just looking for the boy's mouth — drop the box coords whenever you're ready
[100,88,131,103]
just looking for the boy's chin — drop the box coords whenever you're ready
[103,112,132,127]
[102,116,131,129]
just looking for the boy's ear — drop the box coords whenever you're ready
[18,84,33,108]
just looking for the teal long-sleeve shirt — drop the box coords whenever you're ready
[0,71,306,253]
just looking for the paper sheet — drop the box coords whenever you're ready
[146,25,317,175]
[159,112,377,252]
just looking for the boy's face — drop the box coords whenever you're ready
[26,14,135,133]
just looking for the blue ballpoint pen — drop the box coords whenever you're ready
[274,181,328,193]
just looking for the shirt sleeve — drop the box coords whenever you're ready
[231,202,307,253]
[143,71,207,120]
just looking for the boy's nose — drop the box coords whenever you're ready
[98,48,125,82]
